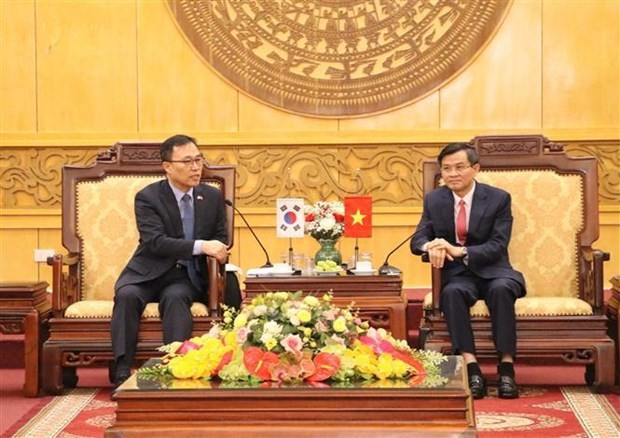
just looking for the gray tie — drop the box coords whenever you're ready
[180,194,202,291]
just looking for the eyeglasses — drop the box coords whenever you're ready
[166,156,205,168]
[441,165,472,174]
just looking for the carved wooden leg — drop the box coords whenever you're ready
[42,344,64,395]
[22,310,40,397]
[62,366,78,388]
[593,342,615,389]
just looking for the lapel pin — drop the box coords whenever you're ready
[196,195,204,201]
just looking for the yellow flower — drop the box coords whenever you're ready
[264,337,278,351]
[223,330,237,346]
[233,314,248,328]
[303,296,320,307]
[333,316,347,333]
[297,309,312,323]
[376,354,394,379]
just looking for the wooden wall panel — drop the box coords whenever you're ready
[340,93,439,131]
[0,0,36,132]
[137,1,239,133]
[440,0,542,130]
[0,229,39,282]
[543,0,620,129]
[35,0,138,132]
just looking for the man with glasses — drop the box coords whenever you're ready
[411,142,525,399]
[111,134,229,388]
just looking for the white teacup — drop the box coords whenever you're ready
[356,261,372,272]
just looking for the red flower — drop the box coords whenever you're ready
[307,352,340,382]
[305,213,315,222]
[243,347,279,381]
[333,212,345,222]
[174,340,201,355]
[213,350,233,376]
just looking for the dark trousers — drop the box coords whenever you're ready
[111,264,199,366]
[441,272,522,358]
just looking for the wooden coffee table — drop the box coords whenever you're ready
[106,356,476,437]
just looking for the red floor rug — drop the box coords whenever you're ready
[4,385,619,437]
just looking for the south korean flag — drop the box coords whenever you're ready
[276,198,305,238]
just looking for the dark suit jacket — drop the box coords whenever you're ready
[115,179,228,293]
[411,182,526,296]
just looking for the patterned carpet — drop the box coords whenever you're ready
[5,385,619,437]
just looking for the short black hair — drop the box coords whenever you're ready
[160,134,197,162]
[437,142,479,166]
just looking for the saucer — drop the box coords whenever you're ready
[350,268,377,276]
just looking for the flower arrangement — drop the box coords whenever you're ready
[304,200,345,240]
[139,292,447,387]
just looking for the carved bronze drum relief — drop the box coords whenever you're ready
[169,0,512,117]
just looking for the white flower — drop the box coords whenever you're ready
[263,320,283,336]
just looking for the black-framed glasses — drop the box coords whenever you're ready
[165,155,205,168]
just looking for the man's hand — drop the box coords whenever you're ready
[201,240,229,264]
[426,238,464,268]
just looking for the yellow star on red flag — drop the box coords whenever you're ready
[344,196,372,238]
[351,209,366,225]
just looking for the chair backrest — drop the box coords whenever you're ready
[62,142,235,301]
[422,135,599,299]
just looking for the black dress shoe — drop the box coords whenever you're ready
[498,375,519,399]
[114,371,131,389]
[468,374,487,399]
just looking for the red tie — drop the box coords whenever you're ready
[456,200,467,245]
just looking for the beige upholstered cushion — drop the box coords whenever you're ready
[424,169,587,317]
[64,300,209,319]
[423,293,593,317]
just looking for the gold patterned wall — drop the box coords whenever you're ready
[1,142,618,209]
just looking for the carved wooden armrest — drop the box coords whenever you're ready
[205,256,226,317]
[580,248,610,314]
[419,253,442,316]
[46,253,80,315]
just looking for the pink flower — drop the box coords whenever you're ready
[280,334,303,355]
[175,340,201,355]
[359,335,396,355]
[236,327,250,344]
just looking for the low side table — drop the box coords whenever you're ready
[0,281,51,397]
[607,275,620,388]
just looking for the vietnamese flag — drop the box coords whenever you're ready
[344,196,372,238]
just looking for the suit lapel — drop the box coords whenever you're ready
[160,180,184,237]
[438,188,457,242]
[469,182,489,237]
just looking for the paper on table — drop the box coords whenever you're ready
[226,263,243,274]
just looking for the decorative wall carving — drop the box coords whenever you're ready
[166,0,512,117]
[0,149,98,208]
[0,141,618,209]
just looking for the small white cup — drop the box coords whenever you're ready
[356,261,372,272]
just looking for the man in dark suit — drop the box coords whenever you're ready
[411,142,525,399]
[111,134,229,387]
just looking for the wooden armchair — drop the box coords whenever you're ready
[42,142,235,394]
[418,135,615,389]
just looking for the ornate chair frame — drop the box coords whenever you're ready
[43,142,235,394]
[418,135,615,389]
